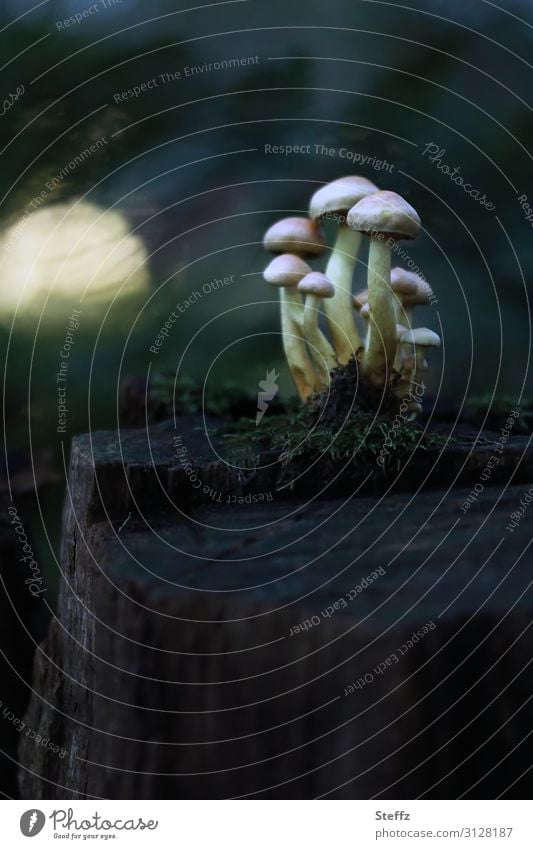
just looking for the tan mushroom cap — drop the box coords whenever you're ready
[391,267,425,292]
[402,280,434,306]
[391,267,434,305]
[347,190,421,240]
[309,175,378,222]
[263,254,312,288]
[263,216,326,257]
[352,289,369,311]
[298,272,335,298]
[401,328,441,348]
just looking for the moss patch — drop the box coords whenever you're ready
[151,364,450,477]
[220,412,447,476]
[220,386,448,477]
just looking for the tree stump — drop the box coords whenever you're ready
[0,490,50,798]
[19,415,533,799]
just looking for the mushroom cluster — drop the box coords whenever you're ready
[262,177,440,416]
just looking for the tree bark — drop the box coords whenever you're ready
[19,417,533,799]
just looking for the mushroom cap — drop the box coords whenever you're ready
[391,267,425,292]
[391,267,433,304]
[263,254,312,287]
[297,272,335,298]
[360,303,370,320]
[400,327,441,348]
[402,280,434,306]
[352,289,369,311]
[263,217,326,257]
[309,175,378,222]
[347,190,421,240]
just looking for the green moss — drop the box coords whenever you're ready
[152,365,449,476]
[219,404,448,477]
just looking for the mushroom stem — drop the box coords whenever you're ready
[402,305,414,330]
[303,294,338,387]
[279,289,317,401]
[361,237,396,385]
[391,293,405,326]
[391,297,405,370]
[406,344,427,388]
[324,223,362,364]
[398,328,440,407]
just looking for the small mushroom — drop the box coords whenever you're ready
[391,267,432,328]
[264,252,311,322]
[263,216,326,329]
[264,255,318,400]
[263,219,326,400]
[347,191,421,386]
[394,323,408,370]
[400,327,441,389]
[297,272,337,386]
[263,216,326,258]
[309,176,378,364]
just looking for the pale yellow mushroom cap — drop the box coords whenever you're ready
[297,272,335,298]
[391,268,433,306]
[391,267,425,293]
[263,217,326,257]
[347,190,421,241]
[401,328,441,348]
[309,175,378,222]
[263,254,312,287]
[403,282,434,307]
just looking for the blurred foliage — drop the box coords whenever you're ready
[462,395,533,434]
[149,371,293,418]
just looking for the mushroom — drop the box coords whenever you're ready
[400,327,441,389]
[263,218,326,400]
[263,216,326,328]
[309,176,378,364]
[297,272,337,386]
[264,253,311,290]
[263,254,317,400]
[391,267,432,328]
[263,216,326,259]
[347,191,421,386]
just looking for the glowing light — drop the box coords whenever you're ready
[0,200,149,315]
